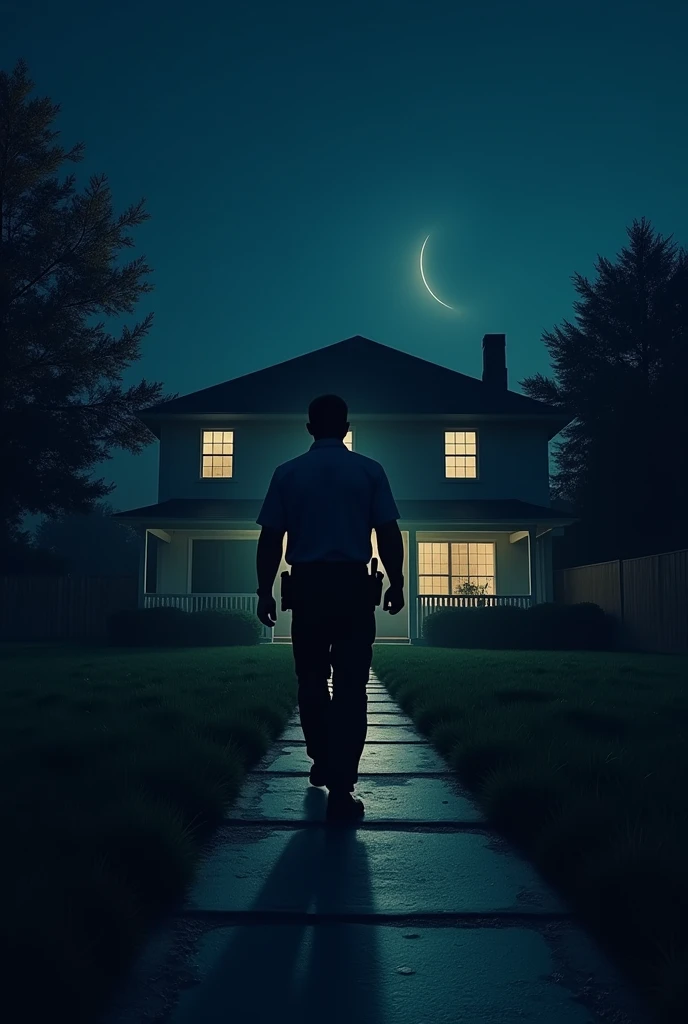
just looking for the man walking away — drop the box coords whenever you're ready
[255,394,405,822]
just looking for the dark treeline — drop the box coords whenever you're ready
[522,217,688,568]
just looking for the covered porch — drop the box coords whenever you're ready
[137,527,411,643]
[139,527,273,641]
[114,497,575,643]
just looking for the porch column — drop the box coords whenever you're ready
[407,528,418,640]
[137,528,148,609]
[536,532,553,603]
[543,532,554,602]
[528,527,538,605]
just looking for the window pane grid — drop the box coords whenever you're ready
[419,575,449,595]
[201,430,234,478]
[445,430,477,478]
[419,541,495,594]
[445,455,477,478]
[344,431,353,450]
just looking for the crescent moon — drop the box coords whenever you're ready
[419,235,453,309]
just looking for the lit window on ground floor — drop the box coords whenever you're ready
[418,542,495,595]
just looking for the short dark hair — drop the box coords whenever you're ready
[308,394,348,435]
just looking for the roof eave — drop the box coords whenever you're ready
[402,516,577,527]
[113,514,261,527]
[113,512,578,528]
[138,410,571,426]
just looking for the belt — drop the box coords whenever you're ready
[282,561,383,611]
[290,561,368,572]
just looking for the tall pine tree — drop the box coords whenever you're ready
[0,60,170,545]
[522,217,688,565]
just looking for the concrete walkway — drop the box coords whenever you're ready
[105,671,647,1024]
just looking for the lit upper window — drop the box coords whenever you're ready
[445,430,477,478]
[201,430,233,478]
[343,430,353,450]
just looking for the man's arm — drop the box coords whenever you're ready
[256,526,285,597]
[255,468,286,627]
[375,520,404,588]
[371,463,404,614]
[371,463,403,587]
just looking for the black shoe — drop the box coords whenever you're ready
[326,791,365,822]
[309,763,328,787]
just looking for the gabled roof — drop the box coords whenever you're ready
[114,497,576,526]
[141,335,568,424]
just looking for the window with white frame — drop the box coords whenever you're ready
[343,430,353,450]
[445,430,477,478]
[418,542,495,594]
[201,430,234,477]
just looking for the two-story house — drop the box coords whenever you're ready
[114,334,575,642]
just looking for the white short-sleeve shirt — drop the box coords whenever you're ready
[256,438,400,564]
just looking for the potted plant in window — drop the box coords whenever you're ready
[454,580,490,607]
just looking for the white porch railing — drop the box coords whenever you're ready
[144,593,258,613]
[417,594,532,636]
[143,593,273,641]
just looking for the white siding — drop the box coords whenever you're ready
[156,532,189,592]
[154,530,262,594]
[157,418,551,505]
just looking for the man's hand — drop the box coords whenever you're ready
[383,585,405,615]
[257,594,277,628]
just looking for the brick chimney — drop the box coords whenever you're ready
[482,334,507,389]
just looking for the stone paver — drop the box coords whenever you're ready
[231,775,485,822]
[286,709,407,725]
[367,712,416,725]
[280,724,423,742]
[164,924,633,1024]
[104,670,648,1024]
[259,742,446,774]
[186,827,566,915]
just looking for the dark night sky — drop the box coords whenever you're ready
[2,0,687,512]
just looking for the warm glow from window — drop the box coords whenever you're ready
[445,430,477,478]
[201,430,233,478]
[344,430,353,450]
[418,541,495,594]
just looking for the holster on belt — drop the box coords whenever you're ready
[280,570,293,612]
[282,562,383,611]
[370,557,385,607]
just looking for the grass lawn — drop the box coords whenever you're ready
[0,643,296,1023]
[373,646,688,1021]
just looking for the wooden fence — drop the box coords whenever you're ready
[0,575,138,641]
[554,549,688,653]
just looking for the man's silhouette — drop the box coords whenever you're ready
[256,394,405,821]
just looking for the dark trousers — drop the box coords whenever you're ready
[289,562,376,792]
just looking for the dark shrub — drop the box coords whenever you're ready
[562,601,616,650]
[189,609,261,647]
[526,602,615,650]
[422,601,615,651]
[108,607,261,647]
[107,607,191,646]
[423,606,527,648]
[524,602,569,650]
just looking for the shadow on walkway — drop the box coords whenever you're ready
[175,788,385,1024]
